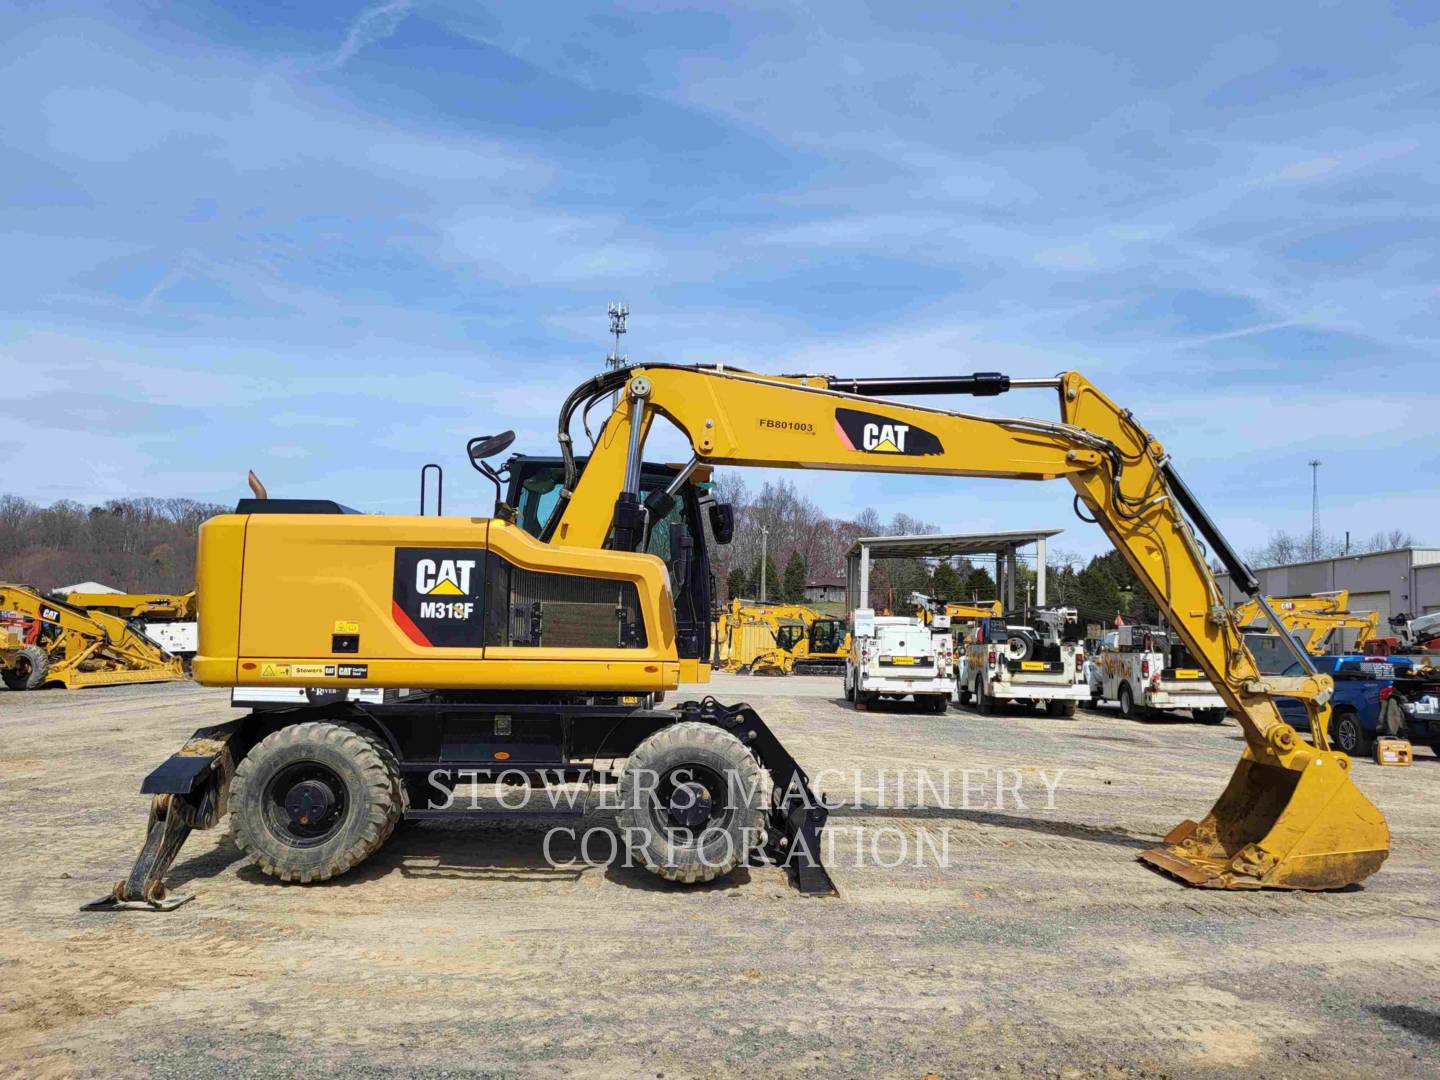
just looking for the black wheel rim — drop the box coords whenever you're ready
[261,761,349,847]
[650,763,734,842]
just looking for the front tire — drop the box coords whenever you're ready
[619,721,768,885]
[231,721,403,884]
[2,645,50,690]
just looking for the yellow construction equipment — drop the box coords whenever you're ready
[1234,591,1379,655]
[60,590,198,621]
[918,599,1002,627]
[713,600,849,675]
[94,366,1389,910]
[713,600,804,674]
[0,584,185,690]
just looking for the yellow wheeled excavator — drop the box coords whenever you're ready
[0,584,185,690]
[87,366,1388,911]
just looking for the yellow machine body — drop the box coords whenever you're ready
[193,513,683,693]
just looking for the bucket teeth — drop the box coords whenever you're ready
[1138,747,1389,891]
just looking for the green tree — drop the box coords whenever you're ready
[725,566,748,602]
[750,556,780,601]
[932,561,963,602]
[782,550,807,603]
[962,566,995,601]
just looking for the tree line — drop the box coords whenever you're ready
[0,495,225,594]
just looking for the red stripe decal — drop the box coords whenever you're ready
[834,417,856,451]
[392,599,433,647]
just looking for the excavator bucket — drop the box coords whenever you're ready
[1140,747,1389,890]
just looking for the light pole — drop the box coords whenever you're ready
[760,525,769,601]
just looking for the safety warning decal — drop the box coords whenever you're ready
[833,408,943,456]
[392,548,485,648]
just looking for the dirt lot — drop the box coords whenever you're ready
[2,675,1438,1079]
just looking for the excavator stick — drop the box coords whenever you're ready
[1139,747,1389,889]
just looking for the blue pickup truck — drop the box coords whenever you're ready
[1246,634,1425,756]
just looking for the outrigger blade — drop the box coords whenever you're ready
[81,721,239,913]
[1140,745,1389,890]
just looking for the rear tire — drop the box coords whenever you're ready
[1118,684,1136,719]
[231,720,403,883]
[975,683,994,715]
[1047,700,1077,718]
[1197,709,1227,725]
[2,645,50,690]
[927,695,948,714]
[618,721,768,885]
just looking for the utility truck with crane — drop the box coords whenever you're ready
[958,607,1090,717]
[1087,624,1228,723]
[87,365,1390,911]
[844,607,954,712]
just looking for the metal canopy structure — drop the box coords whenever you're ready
[844,529,1064,613]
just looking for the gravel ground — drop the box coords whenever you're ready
[1,674,1438,1079]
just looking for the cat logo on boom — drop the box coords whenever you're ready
[833,407,944,457]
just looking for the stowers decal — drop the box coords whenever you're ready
[834,408,943,456]
[392,548,484,647]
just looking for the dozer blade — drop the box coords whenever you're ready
[1140,746,1389,890]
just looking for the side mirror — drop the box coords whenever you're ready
[708,502,735,545]
[669,521,695,585]
[468,431,516,462]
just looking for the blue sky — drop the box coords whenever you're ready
[3,1,1438,559]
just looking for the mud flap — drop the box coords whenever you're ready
[1139,745,1389,890]
[82,720,241,912]
[677,698,837,896]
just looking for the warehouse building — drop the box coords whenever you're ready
[1216,547,1440,627]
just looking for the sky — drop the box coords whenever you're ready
[3,0,1438,561]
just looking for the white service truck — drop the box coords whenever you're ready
[845,609,953,713]
[1086,625,1227,724]
[958,610,1089,717]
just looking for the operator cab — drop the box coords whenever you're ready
[503,455,727,662]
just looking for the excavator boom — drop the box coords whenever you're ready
[550,365,1388,890]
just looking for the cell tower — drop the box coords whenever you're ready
[605,301,628,374]
[1308,459,1322,559]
